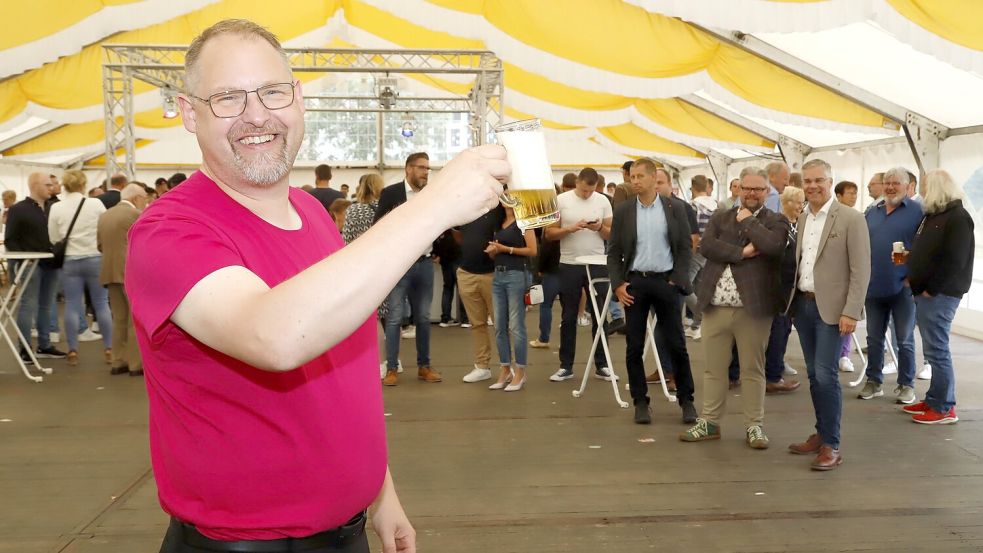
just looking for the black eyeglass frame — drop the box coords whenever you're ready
[188,81,298,118]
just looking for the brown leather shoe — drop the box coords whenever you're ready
[788,433,822,455]
[418,366,442,383]
[382,370,398,386]
[646,372,675,391]
[810,445,843,471]
[645,371,662,383]
[766,378,801,394]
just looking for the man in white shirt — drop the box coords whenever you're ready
[788,158,870,471]
[544,167,614,382]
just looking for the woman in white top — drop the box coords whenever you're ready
[48,170,113,366]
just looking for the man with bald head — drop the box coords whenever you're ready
[100,173,128,209]
[764,161,789,212]
[3,173,67,364]
[98,184,149,376]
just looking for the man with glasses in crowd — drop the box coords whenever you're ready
[127,19,509,552]
[375,152,443,386]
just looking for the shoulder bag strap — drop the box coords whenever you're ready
[64,198,86,242]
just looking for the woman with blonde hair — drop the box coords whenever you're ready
[341,173,383,244]
[48,170,113,367]
[903,169,975,424]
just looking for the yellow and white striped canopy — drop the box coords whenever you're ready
[1,0,982,167]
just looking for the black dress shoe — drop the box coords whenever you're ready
[605,318,627,336]
[681,402,698,423]
[110,366,129,375]
[634,403,652,424]
[128,369,144,377]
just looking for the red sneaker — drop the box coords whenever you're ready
[902,401,929,415]
[912,407,958,425]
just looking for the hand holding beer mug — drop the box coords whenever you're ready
[495,119,559,230]
[892,241,908,265]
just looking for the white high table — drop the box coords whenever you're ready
[571,254,676,408]
[0,251,55,382]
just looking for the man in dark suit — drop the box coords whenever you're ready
[374,152,441,385]
[98,184,149,376]
[306,164,343,213]
[99,173,127,209]
[679,166,789,448]
[608,158,695,425]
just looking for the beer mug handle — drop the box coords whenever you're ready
[499,192,519,208]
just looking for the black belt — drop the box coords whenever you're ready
[170,511,366,552]
[798,290,816,301]
[628,270,671,279]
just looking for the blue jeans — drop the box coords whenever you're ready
[536,271,561,343]
[864,288,917,386]
[45,268,62,334]
[916,294,961,413]
[63,256,112,351]
[8,261,58,351]
[764,314,794,383]
[795,297,844,449]
[492,268,529,367]
[384,257,434,368]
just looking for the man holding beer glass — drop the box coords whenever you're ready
[856,167,924,404]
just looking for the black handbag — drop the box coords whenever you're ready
[50,198,86,269]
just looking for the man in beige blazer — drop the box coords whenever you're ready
[98,183,148,376]
[787,159,870,471]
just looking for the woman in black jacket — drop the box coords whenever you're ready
[903,169,975,425]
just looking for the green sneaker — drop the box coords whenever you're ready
[679,418,720,442]
[746,425,770,449]
[858,379,883,400]
[894,384,916,405]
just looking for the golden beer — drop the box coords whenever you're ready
[508,188,560,230]
[494,118,559,230]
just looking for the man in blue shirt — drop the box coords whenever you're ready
[608,159,695,425]
[857,167,924,404]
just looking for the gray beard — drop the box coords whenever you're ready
[885,195,903,208]
[232,140,290,187]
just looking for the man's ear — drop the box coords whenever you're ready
[178,96,197,134]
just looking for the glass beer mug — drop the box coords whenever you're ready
[495,119,559,230]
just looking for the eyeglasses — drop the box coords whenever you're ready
[189,81,297,118]
[883,181,904,188]
[740,187,767,193]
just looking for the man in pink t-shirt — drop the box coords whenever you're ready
[125,19,509,553]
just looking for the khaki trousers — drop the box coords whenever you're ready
[701,306,773,427]
[107,283,142,372]
[456,269,494,369]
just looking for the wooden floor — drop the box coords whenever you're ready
[3,312,983,552]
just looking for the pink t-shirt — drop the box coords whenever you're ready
[125,172,386,541]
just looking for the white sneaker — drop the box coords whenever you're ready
[463,366,492,383]
[549,368,574,382]
[683,316,694,328]
[487,317,494,327]
[49,332,60,343]
[92,322,100,333]
[882,361,898,375]
[689,327,701,341]
[577,314,591,327]
[78,329,102,342]
[379,360,404,378]
[400,325,416,339]
[30,328,38,338]
[838,356,855,373]
[529,339,549,349]
[460,322,472,328]
[783,362,798,376]
[684,327,693,339]
[917,362,932,380]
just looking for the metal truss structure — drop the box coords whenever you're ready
[102,45,504,177]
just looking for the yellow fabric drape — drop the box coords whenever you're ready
[887,0,983,51]
[2,109,179,157]
[1,0,142,51]
[598,124,703,158]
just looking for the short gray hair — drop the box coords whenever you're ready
[765,161,789,177]
[120,183,148,202]
[802,158,832,179]
[922,169,966,214]
[883,167,911,186]
[184,19,289,94]
[739,166,768,181]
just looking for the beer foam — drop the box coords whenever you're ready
[498,130,554,191]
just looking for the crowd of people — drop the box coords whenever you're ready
[2,170,181,373]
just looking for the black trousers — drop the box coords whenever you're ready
[558,263,608,371]
[159,519,369,553]
[624,273,695,406]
